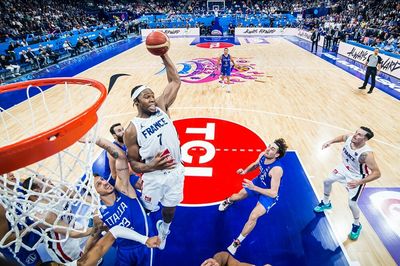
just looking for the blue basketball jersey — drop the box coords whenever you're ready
[221,54,231,68]
[0,221,41,266]
[113,141,127,152]
[257,155,283,192]
[0,246,40,266]
[100,192,149,248]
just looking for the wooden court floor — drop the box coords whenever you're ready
[4,37,400,265]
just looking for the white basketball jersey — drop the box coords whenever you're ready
[132,107,181,165]
[341,136,372,176]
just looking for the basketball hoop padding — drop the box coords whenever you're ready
[0,77,107,174]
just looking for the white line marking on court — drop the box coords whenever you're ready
[190,148,260,152]
[179,201,225,207]
[292,150,356,266]
[102,107,400,151]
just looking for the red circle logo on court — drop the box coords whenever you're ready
[173,118,266,205]
[196,42,234,49]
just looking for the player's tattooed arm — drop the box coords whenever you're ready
[79,136,121,159]
[349,151,381,188]
[358,152,368,164]
[102,144,119,159]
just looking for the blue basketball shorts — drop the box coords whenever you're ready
[221,67,231,76]
[245,177,278,212]
[116,244,152,266]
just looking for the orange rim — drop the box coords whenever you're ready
[0,77,107,174]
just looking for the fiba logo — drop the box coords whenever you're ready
[174,118,266,205]
[26,253,37,264]
[156,57,264,84]
[369,191,400,237]
[211,29,223,36]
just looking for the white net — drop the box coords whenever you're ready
[207,0,225,12]
[0,79,105,257]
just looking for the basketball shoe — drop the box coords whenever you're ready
[313,200,332,212]
[156,220,170,250]
[227,239,241,255]
[218,198,233,211]
[349,223,362,240]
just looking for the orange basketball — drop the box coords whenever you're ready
[146,31,170,56]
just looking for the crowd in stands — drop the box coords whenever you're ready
[300,0,399,54]
[1,0,399,83]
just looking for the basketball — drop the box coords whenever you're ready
[146,31,170,56]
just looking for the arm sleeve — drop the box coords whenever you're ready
[109,225,148,245]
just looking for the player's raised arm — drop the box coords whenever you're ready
[156,53,181,112]
[80,136,136,197]
[322,134,349,149]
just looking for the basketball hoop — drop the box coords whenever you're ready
[0,77,107,256]
[0,77,107,174]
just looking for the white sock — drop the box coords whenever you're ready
[323,194,330,204]
[349,200,360,225]
[237,234,245,242]
[161,221,171,233]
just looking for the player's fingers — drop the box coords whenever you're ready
[159,154,170,161]
[166,162,177,169]
[201,259,213,266]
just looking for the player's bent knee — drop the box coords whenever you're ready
[323,178,333,186]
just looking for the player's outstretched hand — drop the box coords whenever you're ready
[322,141,331,150]
[201,258,220,266]
[146,236,161,248]
[237,168,246,175]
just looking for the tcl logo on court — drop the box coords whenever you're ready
[196,42,234,49]
[174,118,266,205]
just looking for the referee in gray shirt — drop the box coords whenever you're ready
[358,48,382,94]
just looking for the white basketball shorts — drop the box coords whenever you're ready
[328,164,366,201]
[141,164,185,210]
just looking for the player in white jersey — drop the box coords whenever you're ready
[18,176,96,264]
[124,52,183,250]
[314,126,381,240]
